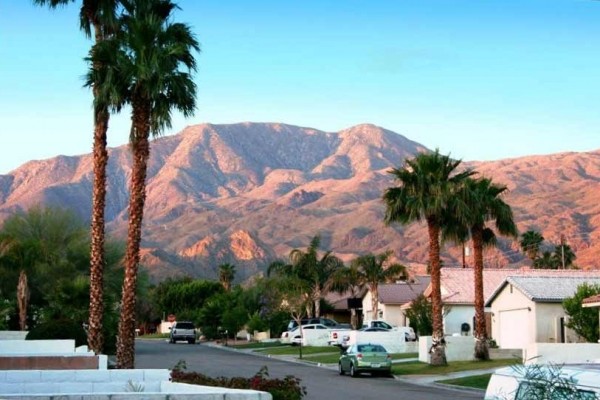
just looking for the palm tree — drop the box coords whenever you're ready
[535,251,557,269]
[218,263,236,292]
[552,243,576,269]
[269,235,344,318]
[331,263,365,329]
[90,0,199,368]
[383,149,474,366]
[34,0,120,355]
[350,251,407,322]
[519,230,544,265]
[457,177,517,360]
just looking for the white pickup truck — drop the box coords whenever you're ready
[328,320,416,347]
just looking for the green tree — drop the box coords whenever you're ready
[89,0,199,368]
[349,251,406,322]
[534,250,557,269]
[34,0,120,355]
[218,263,236,292]
[451,177,517,360]
[552,243,576,269]
[269,235,344,318]
[563,283,600,343]
[519,230,544,265]
[404,294,433,337]
[383,149,474,366]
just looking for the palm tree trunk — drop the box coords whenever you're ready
[313,288,321,318]
[17,270,28,331]
[427,218,447,366]
[88,106,109,355]
[472,226,489,360]
[371,284,379,320]
[116,105,151,369]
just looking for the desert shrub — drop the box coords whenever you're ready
[26,318,87,346]
[171,363,306,400]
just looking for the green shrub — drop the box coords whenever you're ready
[171,363,306,400]
[26,319,87,346]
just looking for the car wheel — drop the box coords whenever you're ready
[350,363,359,378]
[169,338,174,344]
[338,362,345,375]
[188,339,195,344]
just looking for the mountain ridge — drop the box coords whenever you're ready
[1,122,599,282]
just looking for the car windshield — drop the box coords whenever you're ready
[175,322,194,329]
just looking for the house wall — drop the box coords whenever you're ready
[379,305,407,327]
[443,305,474,336]
[533,303,581,344]
[489,284,536,348]
[525,343,600,364]
[362,292,377,321]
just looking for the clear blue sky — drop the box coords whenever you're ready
[1,0,599,174]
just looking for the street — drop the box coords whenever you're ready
[135,339,483,400]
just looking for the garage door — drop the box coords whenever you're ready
[499,309,529,349]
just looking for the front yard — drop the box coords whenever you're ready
[391,358,518,375]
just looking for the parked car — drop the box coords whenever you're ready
[361,320,417,341]
[290,323,330,346]
[169,321,197,344]
[359,327,390,332]
[338,343,392,377]
[286,317,349,331]
[485,364,600,399]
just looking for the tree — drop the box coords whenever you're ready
[331,264,366,329]
[534,251,557,269]
[455,177,517,360]
[552,243,576,269]
[89,0,199,368]
[563,283,600,343]
[349,251,407,322]
[383,149,474,366]
[34,0,120,355]
[519,230,544,265]
[269,235,344,318]
[17,270,29,331]
[218,263,236,292]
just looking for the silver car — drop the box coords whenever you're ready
[169,321,197,344]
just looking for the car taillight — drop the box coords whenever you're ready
[356,353,362,359]
[386,354,392,360]
[333,332,338,339]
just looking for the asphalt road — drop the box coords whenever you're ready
[135,339,483,400]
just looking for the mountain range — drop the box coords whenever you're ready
[1,122,599,282]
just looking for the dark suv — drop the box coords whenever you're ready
[169,321,197,344]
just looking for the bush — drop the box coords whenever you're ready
[171,363,306,400]
[26,318,87,346]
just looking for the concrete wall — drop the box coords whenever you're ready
[379,305,407,327]
[524,343,600,365]
[0,369,272,399]
[0,340,76,355]
[419,336,475,362]
[0,332,27,341]
[0,340,107,370]
[444,305,474,336]
[299,328,330,346]
[343,330,408,353]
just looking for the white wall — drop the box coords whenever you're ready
[299,328,330,347]
[342,330,408,353]
[525,343,600,365]
[443,305,474,336]
[534,303,582,343]
[379,305,407,327]
[418,336,475,362]
[490,285,536,349]
[0,340,77,355]
[0,331,27,340]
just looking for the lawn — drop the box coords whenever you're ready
[258,345,339,356]
[436,373,492,390]
[302,352,418,365]
[391,359,519,375]
[229,341,286,350]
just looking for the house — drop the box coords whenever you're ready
[361,276,430,326]
[485,276,600,349]
[581,293,600,343]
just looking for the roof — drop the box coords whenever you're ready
[485,276,600,306]
[325,288,368,311]
[582,293,600,307]
[377,276,431,304]
[425,267,600,305]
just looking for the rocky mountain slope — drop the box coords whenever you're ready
[1,122,599,282]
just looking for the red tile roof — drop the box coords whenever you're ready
[583,294,600,305]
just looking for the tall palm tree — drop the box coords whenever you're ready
[331,263,365,329]
[34,0,120,355]
[383,149,474,366]
[552,243,576,269]
[350,251,407,322]
[218,263,236,292]
[458,177,517,360]
[90,0,199,368]
[519,230,544,265]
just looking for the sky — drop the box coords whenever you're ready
[1,0,599,174]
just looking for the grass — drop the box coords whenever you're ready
[258,345,339,356]
[301,352,419,365]
[436,373,492,390]
[391,358,519,375]
[229,341,286,350]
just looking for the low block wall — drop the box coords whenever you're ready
[0,356,99,370]
[0,369,271,399]
[419,336,475,362]
[524,343,600,365]
[0,332,27,341]
[0,340,76,355]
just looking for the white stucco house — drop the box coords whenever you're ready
[485,276,600,350]
[361,276,430,326]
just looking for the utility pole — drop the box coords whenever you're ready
[560,234,566,269]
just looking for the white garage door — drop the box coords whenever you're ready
[499,309,529,349]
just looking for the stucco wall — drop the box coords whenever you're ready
[379,305,406,327]
[418,336,475,362]
[444,305,474,336]
[534,303,582,343]
[489,284,536,348]
[525,343,600,364]
[0,332,27,340]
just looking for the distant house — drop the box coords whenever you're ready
[361,276,431,326]
[485,276,600,349]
